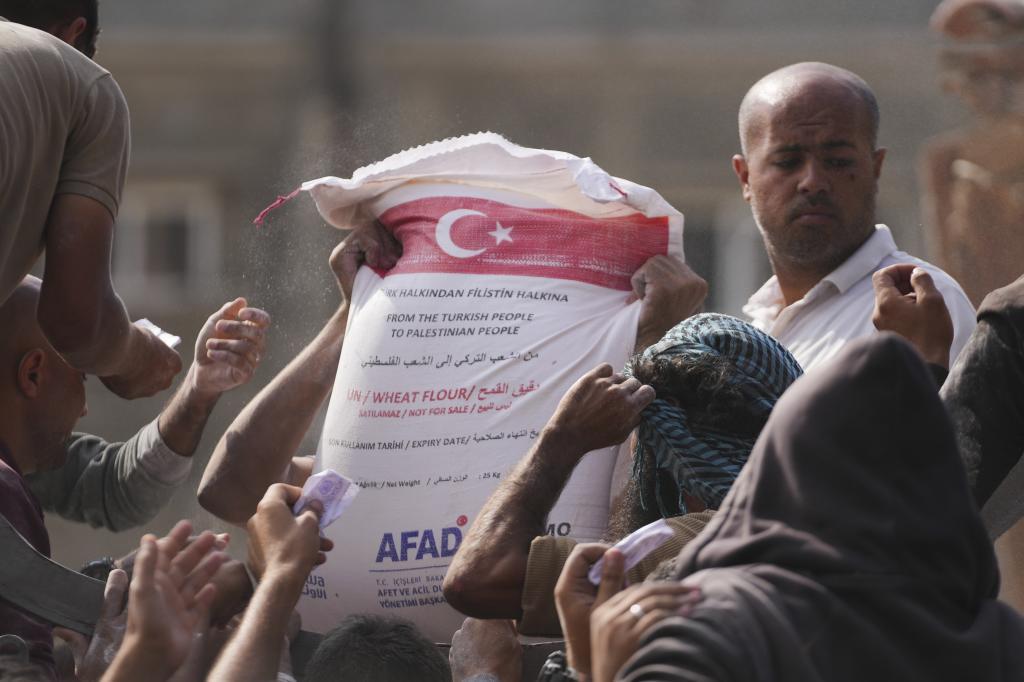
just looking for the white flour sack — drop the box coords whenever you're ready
[297,133,684,641]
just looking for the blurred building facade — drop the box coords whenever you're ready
[54,0,967,567]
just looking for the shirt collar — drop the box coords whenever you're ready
[742,275,784,326]
[821,225,898,295]
[743,225,898,320]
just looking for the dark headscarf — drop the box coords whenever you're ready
[620,334,1024,682]
[624,313,802,515]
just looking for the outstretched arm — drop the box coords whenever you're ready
[198,224,401,524]
[207,484,331,681]
[443,365,654,618]
[28,300,270,531]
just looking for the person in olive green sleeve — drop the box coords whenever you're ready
[19,281,271,531]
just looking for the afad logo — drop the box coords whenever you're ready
[375,514,470,563]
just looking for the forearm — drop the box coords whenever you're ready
[158,364,221,457]
[27,424,190,531]
[207,573,301,682]
[38,279,137,377]
[445,427,581,617]
[198,305,348,523]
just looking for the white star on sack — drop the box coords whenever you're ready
[488,221,514,245]
[435,209,513,258]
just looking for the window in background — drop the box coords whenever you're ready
[113,180,223,313]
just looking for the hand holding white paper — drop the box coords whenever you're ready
[293,469,360,531]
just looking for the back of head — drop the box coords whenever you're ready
[624,313,803,517]
[0,276,44,364]
[0,0,99,57]
[305,614,451,682]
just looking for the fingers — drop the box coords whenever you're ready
[630,266,648,301]
[169,531,218,586]
[179,549,228,605]
[597,583,701,635]
[133,537,158,593]
[566,543,612,571]
[156,521,194,569]
[100,568,129,619]
[557,542,612,597]
[297,499,324,528]
[206,343,260,375]
[262,482,306,508]
[214,319,267,343]
[218,297,247,321]
[873,263,916,296]
[237,307,271,328]
[594,549,625,606]
[629,384,656,409]
[191,583,218,624]
[370,220,403,268]
[909,267,942,301]
[632,595,699,633]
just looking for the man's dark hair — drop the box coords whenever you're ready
[305,614,452,682]
[0,0,99,58]
[632,353,768,438]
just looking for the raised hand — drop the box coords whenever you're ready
[872,263,954,368]
[631,255,708,352]
[329,221,403,303]
[545,364,656,458]
[193,298,271,396]
[101,521,227,682]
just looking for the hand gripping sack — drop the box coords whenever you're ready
[294,133,684,641]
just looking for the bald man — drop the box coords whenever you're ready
[0,278,89,675]
[735,62,975,371]
[0,276,270,539]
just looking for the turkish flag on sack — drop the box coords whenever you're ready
[282,134,684,642]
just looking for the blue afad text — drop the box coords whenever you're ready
[376,526,462,563]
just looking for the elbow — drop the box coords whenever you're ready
[442,567,482,617]
[197,478,250,526]
[443,560,521,619]
[37,293,103,360]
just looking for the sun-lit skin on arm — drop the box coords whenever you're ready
[444,365,654,618]
[198,224,401,525]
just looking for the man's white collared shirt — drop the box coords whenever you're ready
[743,225,977,372]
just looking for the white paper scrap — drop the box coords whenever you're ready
[588,518,675,586]
[135,318,182,349]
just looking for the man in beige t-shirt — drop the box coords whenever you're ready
[0,6,180,399]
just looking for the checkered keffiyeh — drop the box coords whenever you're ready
[624,313,803,516]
